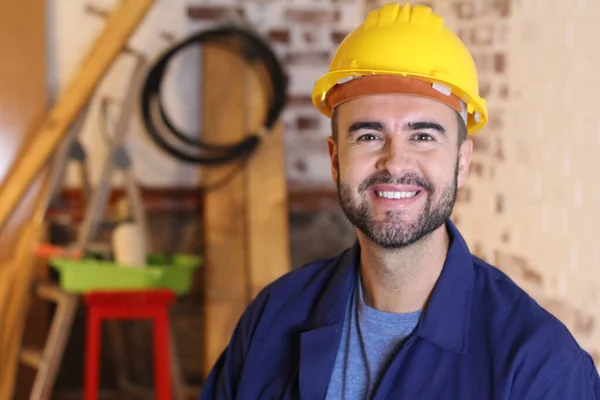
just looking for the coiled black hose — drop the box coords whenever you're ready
[140,25,288,165]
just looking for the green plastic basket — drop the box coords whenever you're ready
[49,253,202,295]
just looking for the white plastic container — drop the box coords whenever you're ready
[112,222,147,268]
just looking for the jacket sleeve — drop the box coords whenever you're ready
[199,293,268,400]
[535,352,600,400]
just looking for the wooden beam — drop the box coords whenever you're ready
[0,0,156,232]
[202,43,250,376]
[245,63,291,299]
[201,39,291,376]
[0,0,49,397]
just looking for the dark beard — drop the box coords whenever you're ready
[336,161,458,249]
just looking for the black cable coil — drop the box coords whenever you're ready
[140,25,288,165]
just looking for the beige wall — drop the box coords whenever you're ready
[445,0,600,361]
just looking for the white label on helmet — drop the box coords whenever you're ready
[474,112,482,123]
[336,76,355,85]
[459,101,468,124]
[432,82,452,96]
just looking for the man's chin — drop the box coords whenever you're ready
[370,212,421,226]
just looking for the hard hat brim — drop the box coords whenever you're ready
[312,69,488,135]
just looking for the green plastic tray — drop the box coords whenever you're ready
[49,254,202,295]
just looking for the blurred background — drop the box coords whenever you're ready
[1,0,599,398]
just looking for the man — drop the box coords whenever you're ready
[201,3,600,399]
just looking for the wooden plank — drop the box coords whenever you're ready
[201,37,291,377]
[0,217,47,400]
[202,44,250,376]
[0,0,156,232]
[19,347,43,370]
[0,0,49,397]
[245,64,291,299]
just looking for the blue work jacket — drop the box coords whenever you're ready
[201,220,600,399]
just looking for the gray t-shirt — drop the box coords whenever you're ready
[325,275,422,399]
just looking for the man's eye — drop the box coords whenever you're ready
[414,133,434,141]
[357,133,380,141]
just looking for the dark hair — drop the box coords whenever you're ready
[331,108,468,146]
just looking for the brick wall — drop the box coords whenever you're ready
[52,0,600,376]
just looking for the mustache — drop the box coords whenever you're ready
[358,171,434,193]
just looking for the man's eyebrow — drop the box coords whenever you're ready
[404,121,446,136]
[347,121,385,134]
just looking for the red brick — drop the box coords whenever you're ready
[295,159,308,173]
[494,53,506,74]
[187,6,244,20]
[268,29,291,44]
[456,187,471,203]
[331,31,349,45]
[287,96,314,106]
[286,51,331,65]
[520,264,542,286]
[495,251,542,286]
[297,115,321,130]
[495,194,503,214]
[285,9,340,24]
[303,30,317,45]
[471,135,490,153]
[495,0,510,17]
[470,161,484,177]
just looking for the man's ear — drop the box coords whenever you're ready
[327,136,339,185]
[457,137,473,189]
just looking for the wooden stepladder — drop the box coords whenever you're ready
[20,51,187,399]
[0,2,158,399]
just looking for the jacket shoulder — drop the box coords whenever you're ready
[470,255,591,398]
[471,254,579,344]
[240,248,350,324]
[254,250,346,307]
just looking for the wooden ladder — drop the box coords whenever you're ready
[0,2,158,399]
[19,283,78,400]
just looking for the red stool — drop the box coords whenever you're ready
[83,289,175,400]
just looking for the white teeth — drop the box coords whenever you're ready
[375,191,417,199]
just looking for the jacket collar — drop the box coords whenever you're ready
[306,244,359,329]
[308,218,475,354]
[415,219,474,354]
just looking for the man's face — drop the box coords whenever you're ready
[327,94,473,249]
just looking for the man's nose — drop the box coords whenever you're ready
[376,140,413,176]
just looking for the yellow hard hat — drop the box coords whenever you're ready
[312,2,488,135]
